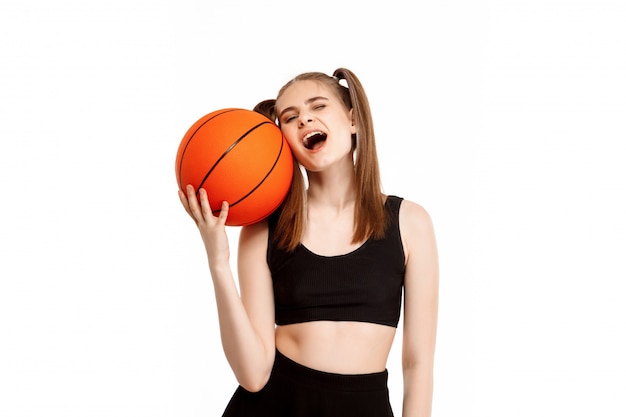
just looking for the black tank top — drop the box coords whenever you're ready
[267,196,405,327]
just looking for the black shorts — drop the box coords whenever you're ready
[221,349,394,417]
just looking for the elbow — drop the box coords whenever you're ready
[235,359,273,393]
[227,342,275,392]
[402,351,435,374]
[402,360,434,376]
[238,371,271,393]
[227,344,275,393]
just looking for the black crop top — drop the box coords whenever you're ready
[267,196,405,328]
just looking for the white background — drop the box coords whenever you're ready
[1,0,625,416]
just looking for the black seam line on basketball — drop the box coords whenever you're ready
[177,108,239,190]
[196,120,273,199]
[211,132,285,214]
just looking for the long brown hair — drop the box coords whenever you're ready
[253,68,386,251]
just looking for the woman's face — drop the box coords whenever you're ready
[275,80,356,172]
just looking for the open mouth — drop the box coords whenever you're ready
[303,131,327,150]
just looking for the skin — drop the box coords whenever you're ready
[179,80,439,417]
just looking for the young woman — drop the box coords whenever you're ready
[179,68,439,417]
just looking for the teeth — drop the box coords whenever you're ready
[304,131,323,140]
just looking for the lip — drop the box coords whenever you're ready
[300,129,328,152]
[300,129,326,143]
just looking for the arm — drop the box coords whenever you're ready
[399,200,439,417]
[179,186,276,392]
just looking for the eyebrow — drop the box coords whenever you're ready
[277,96,329,120]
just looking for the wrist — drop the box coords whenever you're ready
[208,260,231,278]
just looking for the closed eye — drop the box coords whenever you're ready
[282,114,297,124]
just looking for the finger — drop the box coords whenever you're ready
[216,201,229,225]
[185,185,205,221]
[197,188,216,220]
[178,189,193,217]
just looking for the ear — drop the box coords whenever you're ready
[349,109,357,134]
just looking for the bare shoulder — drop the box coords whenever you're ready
[397,199,437,263]
[239,219,269,249]
[238,219,270,274]
[398,199,435,234]
[238,219,273,302]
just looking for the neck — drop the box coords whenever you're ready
[306,166,356,211]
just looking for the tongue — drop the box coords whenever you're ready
[310,138,325,150]
[305,133,326,150]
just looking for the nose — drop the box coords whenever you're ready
[298,114,313,127]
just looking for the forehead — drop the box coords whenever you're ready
[276,80,336,110]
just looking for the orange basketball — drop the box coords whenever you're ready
[175,108,294,226]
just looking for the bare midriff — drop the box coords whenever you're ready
[275,321,396,374]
